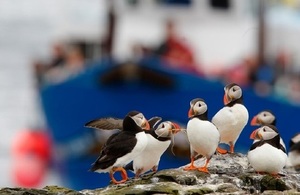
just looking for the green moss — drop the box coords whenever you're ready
[154,169,203,185]
[260,175,288,192]
[186,187,214,195]
[0,187,48,195]
[216,183,239,193]
[42,186,82,194]
[95,182,181,195]
[136,182,180,195]
[239,174,254,186]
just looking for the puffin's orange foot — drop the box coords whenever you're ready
[111,178,127,184]
[198,167,209,173]
[217,147,228,154]
[183,164,197,171]
[110,167,128,184]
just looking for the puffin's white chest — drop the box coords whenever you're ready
[247,143,287,174]
[133,134,171,173]
[114,132,148,167]
[187,118,220,158]
[212,104,248,143]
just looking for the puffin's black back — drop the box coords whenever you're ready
[90,131,138,171]
[90,111,143,171]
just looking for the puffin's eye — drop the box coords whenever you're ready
[162,124,165,128]
[232,88,236,92]
[263,113,267,117]
[198,103,201,107]
[263,128,266,132]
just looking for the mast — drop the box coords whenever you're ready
[257,0,266,66]
[101,0,116,59]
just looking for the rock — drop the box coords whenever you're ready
[1,153,300,194]
[0,186,82,195]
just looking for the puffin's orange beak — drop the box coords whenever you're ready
[250,129,261,140]
[250,129,258,139]
[170,122,181,134]
[250,116,259,126]
[188,108,193,118]
[223,94,229,105]
[143,120,150,130]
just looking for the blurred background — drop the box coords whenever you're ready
[1,0,300,191]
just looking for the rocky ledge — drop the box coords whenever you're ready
[2,153,300,195]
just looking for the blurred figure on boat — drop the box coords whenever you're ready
[39,45,86,85]
[33,43,66,86]
[154,19,202,75]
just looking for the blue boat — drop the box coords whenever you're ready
[39,56,300,190]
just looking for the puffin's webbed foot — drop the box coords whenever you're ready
[216,147,228,154]
[184,157,197,171]
[110,167,128,184]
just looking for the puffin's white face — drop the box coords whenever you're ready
[250,126,278,141]
[189,99,207,117]
[256,111,275,125]
[131,113,150,130]
[291,133,300,144]
[155,121,181,137]
[224,84,242,104]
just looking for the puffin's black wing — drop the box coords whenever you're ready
[90,131,138,171]
[249,141,262,151]
[148,116,162,129]
[85,117,123,130]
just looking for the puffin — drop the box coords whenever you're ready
[288,133,300,168]
[250,110,286,149]
[247,125,287,175]
[125,120,181,178]
[212,83,249,154]
[251,110,276,126]
[184,98,220,173]
[89,111,150,184]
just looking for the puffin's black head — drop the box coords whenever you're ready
[188,98,208,120]
[123,111,150,132]
[223,83,243,106]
